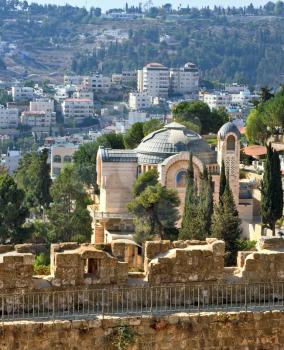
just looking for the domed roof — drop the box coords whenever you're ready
[136,122,215,164]
[218,122,241,140]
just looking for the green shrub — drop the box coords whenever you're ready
[236,239,257,251]
[34,253,50,275]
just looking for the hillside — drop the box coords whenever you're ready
[1,3,284,86]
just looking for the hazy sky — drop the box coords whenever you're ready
[35,0,269,11]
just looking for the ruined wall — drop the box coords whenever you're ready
[0,253,34,290]
[145,239,225,285]
[1,311,284,350]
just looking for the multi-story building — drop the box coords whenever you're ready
[62,98,94,124]
[128,92,152,110]
[137,63,169,98]
[84,74,111,93]
[21,111,56,129]
[121,71,137,85]
[73,87,94,100]
[29,99,54,114]
[4,150,21,175]
[50,143,79,178]
[11,86,34,102]
[0,105,18,129]
[169,62,199,94]
[200,92,232,110]
[64,75,85,86]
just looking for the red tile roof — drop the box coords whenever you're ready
[242,145,267,157]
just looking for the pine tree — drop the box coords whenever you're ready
[212,177,241,265]
[261,144,283,235]
[0,173,29,243]
[219,159,226,201]
[47,165,93,242]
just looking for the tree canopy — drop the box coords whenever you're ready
[261,144,283,235]
[172,101,228,134]
[128,170,180,243]
[0,173,29,243]
[246,89,284,144]
[73,142,99,190]
[47,165,93,242]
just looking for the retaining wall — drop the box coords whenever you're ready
[1,311,284,349]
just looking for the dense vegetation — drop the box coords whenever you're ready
[1,1,284,85]
[246,86,284,144]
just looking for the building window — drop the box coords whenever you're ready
[63,155,72,163]
[53,155,61,163]
[227,135,236,151]
[176,170,187,188]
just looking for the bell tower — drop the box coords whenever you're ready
[217,122,241,205]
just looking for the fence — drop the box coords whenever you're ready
[1,282,284,321]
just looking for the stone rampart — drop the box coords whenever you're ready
[1,237,284,293]
[1,311,284,349]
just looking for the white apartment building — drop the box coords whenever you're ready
[30,99,54,114]
[137,63,169,98]
[0,105,18,129]
[21,111,56,129]
[200,92,232,110]
[64,75,85,86]
[50,143,79,178]
[225,83,248,94]
[128,92,152,110]
[84,74,111,93]
[54,86,77,103]
[170,62,199,94]
[73,87,93,100]
[4,150,21,175]
[128,111,148,125]
[12,86,34,102]
[62,98,94,124]
[122,70,137,84]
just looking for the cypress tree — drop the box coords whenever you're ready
[199,167,214,237]
[261,144,283,235]
[219,159,226,201]
[212,176,241,265]
[179,153,200,239]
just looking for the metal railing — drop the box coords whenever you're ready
[1,282,284,321]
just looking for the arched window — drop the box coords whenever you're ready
[63,155,72,163]
[176,170,187,188]
[53,155,61,163]
[227,135,236,151]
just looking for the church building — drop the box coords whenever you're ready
[93,121,246,243]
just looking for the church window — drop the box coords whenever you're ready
[176,170,187,188]
[227,135,236,151]
[63,155,72,163]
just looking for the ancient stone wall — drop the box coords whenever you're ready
[1,311,284,349]
[145,239,225,284]
[50,243,128,288]
[2,237,284,293]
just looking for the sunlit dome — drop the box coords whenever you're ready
[136,122,214,164]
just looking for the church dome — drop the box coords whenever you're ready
[136,122,214,164]
[218,122,241,140]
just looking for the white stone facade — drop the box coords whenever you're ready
[0,105,18,129]
[62,98,94,124]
